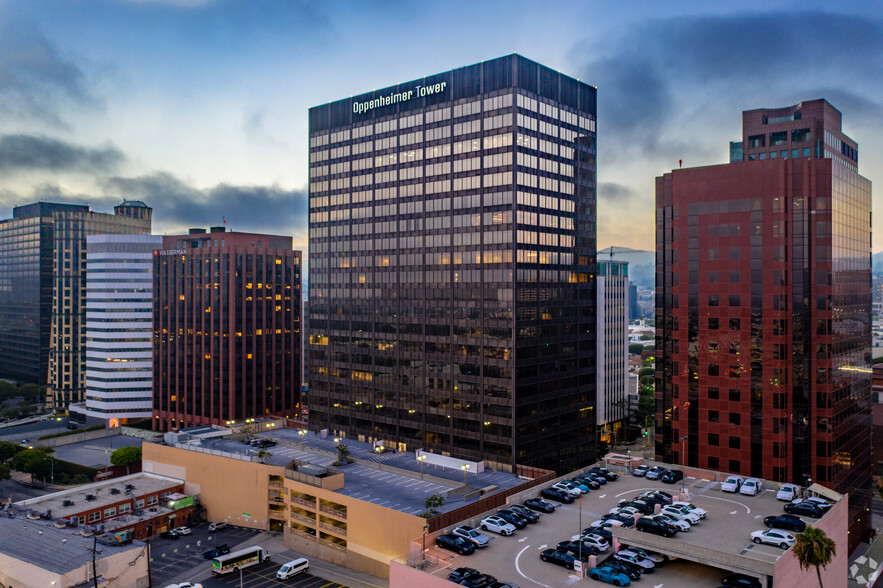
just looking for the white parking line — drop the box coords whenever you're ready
[514,544,556,588]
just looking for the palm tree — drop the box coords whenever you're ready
[793,526,836,587]
[255,448,272,464]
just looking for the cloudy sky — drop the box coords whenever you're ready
[1,0,882,256]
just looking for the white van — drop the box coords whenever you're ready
[276,558,309,580]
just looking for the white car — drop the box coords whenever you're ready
[609,506,640,518]
[632,465,650,477]
[721,475,745,492]
[776,483,800,502]
[660,505,700,525]
[614,550,657,572]
[590,519,623,528]
[651,513,691,531]
[671,501,707,519]
[173,526,192,536]
[452,525,490,548]
[552,481,583,498]
[751,529,795,549]
[164,584,202,588]
[740,478,763,496]
[623,546,666,564]
[480,516,516,536]
[571,533,609,552]
[793,496,833,511]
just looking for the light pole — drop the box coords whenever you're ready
[417,455,426,480]
[679,435,688,494]
[376,446,382,470]
[298,429,307,448]
[626,449,631,474]
[422,524,429,564]
[578,493,583,574]
[461,464,469,486]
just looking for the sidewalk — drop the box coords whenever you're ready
[849,536,883,587]
[167,530,389,588]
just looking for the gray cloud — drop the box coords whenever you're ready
[598,182,637,203]
[101,172,307,237]
[0,18,100,128]
[0,134,125,173]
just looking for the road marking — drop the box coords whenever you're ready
[598,494,606,499]
[518,537,528,542]
[851,563,860,577]
[538,544,547,550]
[857,555,868,565]
[731,510,738,515]
[514,544,555,588]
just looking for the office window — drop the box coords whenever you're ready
[708,433,719,446]
[708,364,719,376]
[748,134,765,148]
[709,410,719,423]
[708,387,719,399]
[708,456,720,470]
[729,271,740,283]
[729,318,740,330]
[729,436,741,449]
[708,317,719,330]
[729,388,741,402]
[708,271,719,283]
[136,498,145,508]
[729,413,741,425]
[729,459,741,473]
[104,507,117,518]
[770,131,787,146]
[729,294,740,307]
[708,294,719,307]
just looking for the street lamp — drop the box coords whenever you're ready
[461,464,469,486]
[422,524,429,564]
[298,429,307,448]
[417,455,426,480]
[375,446,382,470]
[679,435,688,494]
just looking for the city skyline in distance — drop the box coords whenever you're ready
[0,1,882,255]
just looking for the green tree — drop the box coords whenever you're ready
[793,527,836,587]
[0,463,10,481]
[256,448,272,463]
[628,343,645,355]
[0,441,21,463]
[873,356,883,365]
[638,367,655,378]
[110,446,142,474]
[423,493,445,517]
[12,448,52,482]
[336,443,350,464]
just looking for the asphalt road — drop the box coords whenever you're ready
[200,560,347,588]
[0,477,55,503]
[0,417,69,444]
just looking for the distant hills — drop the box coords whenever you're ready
[599,246,655,288]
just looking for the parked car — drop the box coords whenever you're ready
[588,565,632,586]
[637,493,668,506]
[480,516,516,536]
[645,466,667,480]
[648,513,690,532]
[764,514,807,533]
[173,526,192,536]
[524,497,556,513]
[495,509,528,530]
[614,549,656,573]
[784,501,824,518]
[540,548,576,569]
[604,560,643,581]
[164,583,202,588]
[776,483,800,502]
[584,472,608,485]
[460,573,497,588]
[540,487,575,504]
[792,496,833,513]
[570,533,610,552]
[590,519,623,529]
[636,516,677,537]
[160,530,179,539]
[740,478,763,496]
[719,573,762,587]
[601,513,635,527]
[507,504,540,523]
[660,505,701,525]
[589,467,620,481]
[750,529,795,549]
[586,527,613,542]
[447,567,481,583]
[660,469,684,484]
[207,521,228,532]
[574,474,601,489]
[552,481,583,498]
[632,465,650,477]
[567,478,592,493]
[671,500,706,518]
[621,545,666,564]
[556,540,600,557]
[202,544,230,559]
[436,534,476,555]
[487,583,519,588]
[649,490,674,503]
[721,475,745,493]
[618,500,654,515]
[608,506,640,518]
[452,525,490,548]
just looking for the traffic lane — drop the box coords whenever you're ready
[0,418,69,443]
[0,477,55,503]
[149,525,262,586]
[200,560,347,587]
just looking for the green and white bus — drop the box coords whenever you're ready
[211,546,270,574]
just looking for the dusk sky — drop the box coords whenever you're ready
[1,0,882,258]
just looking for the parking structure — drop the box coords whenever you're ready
[420,464,842,588]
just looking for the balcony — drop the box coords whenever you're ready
[319,504,347,520]
[319,521,347,537]
[290,511,316,527]
[290,496,315,510]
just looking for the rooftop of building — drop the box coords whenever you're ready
[16,472,185,517]
[0,505,144,575]
[160,427,528,516]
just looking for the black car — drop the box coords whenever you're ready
[764,514,807,532]
[601,513,636,527]
[719,573,762,587]
[640,491,674,505]
[618,500,654,514]
[541,487,575,504]
[160,530,179,539]
[661,469,684,484]
[507,504,540,523]
[447,567,481,583]
[574,474,601,490]
[495,509,528,529]
[583,472,607,485]
[460,573,497,588]
[586,527,613,542]
[488,583,518,588]
[784,501,824,518]
[524,498,556,513]
[604,560,643,580]
[436,534,476,555]
[202,544,230,559]
[556,540,599,558]
[540,548,575,569]
[589,466,619,481]
[636,516,677,537]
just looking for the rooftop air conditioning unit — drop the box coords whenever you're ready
[85,495,96,501]
[110,488,120,495]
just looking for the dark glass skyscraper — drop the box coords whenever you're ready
[656,99,872,549]
[307,54,598,473]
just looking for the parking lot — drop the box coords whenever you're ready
[200,560,347,588]
[149,523,262,587]
[424,468,822,588]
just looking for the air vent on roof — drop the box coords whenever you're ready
[110,488,120,495]
[125,484,134,490]
[62,500,74,507]
[85,495,96,501]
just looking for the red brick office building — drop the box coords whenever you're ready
[153,228,302,431]
[656,100,872,549]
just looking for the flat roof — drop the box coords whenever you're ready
[164,428,526,516]
[0,510,144,575]
[16,472,185,518]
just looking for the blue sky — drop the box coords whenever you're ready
[1,0,882,254]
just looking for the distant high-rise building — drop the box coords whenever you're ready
[70,234,163,427]
[0,201,152,409]
[597,259,629,441]
[628,281,640,321]
[153,228,302,430]
[656,99,872,549]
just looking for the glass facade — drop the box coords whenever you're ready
[307,54,598,473]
